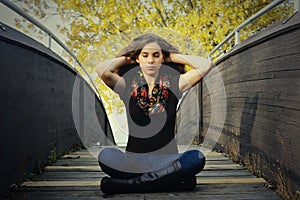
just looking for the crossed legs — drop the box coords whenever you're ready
[98,147,205,194]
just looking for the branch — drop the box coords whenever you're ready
[154,0,167,27]
[187,0,194,9]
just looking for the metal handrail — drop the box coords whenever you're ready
[0,0,101,98]
[207,0,287,60]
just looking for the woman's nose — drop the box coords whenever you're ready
[148,56,154,63]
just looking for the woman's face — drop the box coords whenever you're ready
[136,42,164,77]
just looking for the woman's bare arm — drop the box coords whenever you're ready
[168,54,215,92]
[96,56,130,92]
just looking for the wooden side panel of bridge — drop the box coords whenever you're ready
[7,146,281,200]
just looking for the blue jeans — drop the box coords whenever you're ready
[98,147,205,179]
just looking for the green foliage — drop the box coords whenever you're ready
[47,149,57,164]
[13,0,294,113]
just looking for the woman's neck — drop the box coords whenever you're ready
[142,72,158,85]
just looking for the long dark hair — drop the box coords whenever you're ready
[116,33,186,76]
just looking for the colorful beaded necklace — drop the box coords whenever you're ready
[131,70,170,115]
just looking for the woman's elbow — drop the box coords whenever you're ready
[96,64,108,80]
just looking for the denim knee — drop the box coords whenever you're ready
[98,147,119,164]
[179,150,206,175]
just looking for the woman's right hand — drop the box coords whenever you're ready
[164,53,174,63]
[125,56,137,65]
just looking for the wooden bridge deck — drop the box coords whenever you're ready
[7,146,282,200]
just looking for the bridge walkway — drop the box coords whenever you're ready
[7,145,281,200]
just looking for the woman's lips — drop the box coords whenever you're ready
[146,66,156,70]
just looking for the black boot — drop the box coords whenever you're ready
[100,174,196,195]
[100,160,196,195]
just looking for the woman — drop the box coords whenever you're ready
[96,33,214,195]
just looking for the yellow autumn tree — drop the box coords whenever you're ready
[13,0,294,113]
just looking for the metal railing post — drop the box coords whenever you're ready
[73,57,77,69]
[295,0,300,12]
[235,31,240,45]
[48,34,52,49]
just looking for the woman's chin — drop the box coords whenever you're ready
[142,70,159,76]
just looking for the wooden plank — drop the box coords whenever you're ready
[205,159,234,164]
[199,170,255,177]
[9,192,281,200]
[62,154,96,159]
[21,176,265,187]
[52,160,99,166]
[204,164,244,170]
[205,156,231,161]
[31,172,104,181]
[44,166,101,172]
[44,163,242,172]
[21,181,100,187]
[31,170,254,181]
[61,153,229,159]
[53,159,233,167]
[33,169,255,181]
[14,183,271,193]
[8,192,282,200]
[197,177,266,184]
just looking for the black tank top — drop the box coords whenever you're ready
[121,67,182,154]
